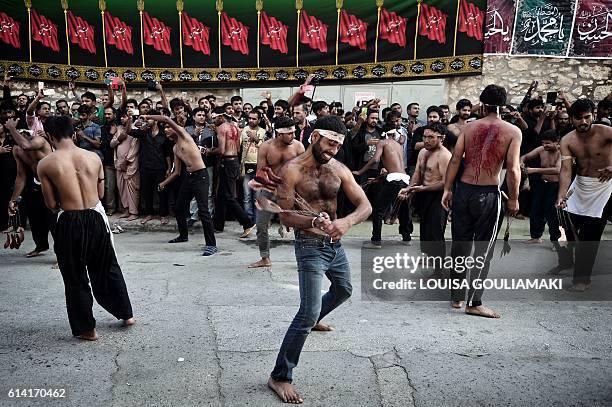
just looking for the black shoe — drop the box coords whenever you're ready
[187,218,197,228]
[547,263,573,275]
[168,236,188,243]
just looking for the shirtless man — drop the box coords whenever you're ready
[36,116,134,341]
[211,107,255,237]
[556,99,612,292]
[442,85,522,318]
[268,115,371,404]
[399,123,452,263]
[148,115,217,256]
[5,117,55,258]
[447,99,472,138]
[248,116,304,268]
[353,129,409,248]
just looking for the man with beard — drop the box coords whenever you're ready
[556,99,612,292]
[248,116,305,268]
[37,115,134,341]
[351,108,381,180]
[553,111,573,137]
[267,115,371,404]
[149,114,218,255]
[447,99,472,138]
[212,107,256,237]
[442,85,522,318]
[55,100,70,117]
[5,117,55,259]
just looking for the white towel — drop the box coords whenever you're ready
[565,175,612,218]
[386,172,411,185]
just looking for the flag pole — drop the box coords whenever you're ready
[216,0,223,69]
[453,0,461,56]
[25,0,32,62]
[61,0,70,66]
[296,0,302,67]
[335,0,342,66]
[177,0,184,68]
[414,0,422,60]
[137,0,145,68]
[99,0,108,67]
[375,0,383,63]
[256,0,263,69]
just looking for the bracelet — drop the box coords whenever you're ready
[311,216,318,229]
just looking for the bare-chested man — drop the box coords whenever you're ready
[268,116,371,404]
[37,116,134,341]
[248,116,304,268]
[146,115,217,256]
[5,117,55,258]
[447,99,472,138]
[353,128,409,248]
[556,99,612,292]
[211,107,255,237]
[442,85,522,318]
[520,130,573,273]
[399,123,452,263]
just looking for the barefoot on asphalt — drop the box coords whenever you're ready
[526,238,542,244]
[565,283,591,292]
[465,305,501,318]
[127,214,138,221]
[268,377,304,404]
[119,212,130,219]
[312,322,334,331]
[26,249,46,258]
[248,258,272,268]
[451,301,464,309]
[51,262,59,270]
[140,215,154,225]
[122,317,136,326]
[76,329,99,341]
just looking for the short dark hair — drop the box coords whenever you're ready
[312,101,328,115]
[387,110,402,121]
[426,105,444,117]
[456,99,472,110]
[192,107,207,117]
[439,104,450,110]
[540,129,560,142]
[423,122,448,138]
[126,98,138,107]
[212,106,225,115]
[407,102,419,110]
[275,115,295,130]
[527,99,545,110]
[55,99,68,107]
[81,91,96,102]
[480,85,507,107]
[170,98,185,111]
[248,110,261,119]
[198,96,208,104]
[36,101,50,112]
[138,100,150,108]
[204,94,216,101]
[367,108,379,118]
[568,98,595,118]
[104,106,117,116]
[45,115,74,140]
[230,95,242,104]
[313,114,347,135]
[77,104,92,115]
[390,102,401,109]
[147,109,161,116]
[222,102,232,110]
[274,99,290,111]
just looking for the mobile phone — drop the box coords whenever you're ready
[37,81,44,91]
[181,91,188,99]
[546,91,558,105]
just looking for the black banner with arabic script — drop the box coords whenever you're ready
[569,0,612,58]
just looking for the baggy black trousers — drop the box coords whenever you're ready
[54,209,133,336]
[415,190,448,259]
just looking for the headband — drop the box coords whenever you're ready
[275,126,296,133]
[307,129,346,145]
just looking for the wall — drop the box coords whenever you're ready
[445,55,612,110]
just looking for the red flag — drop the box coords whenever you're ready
[0,12,20,49]
[31,9,59,52]
[339,10,367,50]
[182,12,210,55]
[458,0,484,41]
[300,10,328,53]
[221,12,249,55]
[143,12,172,55]
[418,3,447,44]
[260,11,288,54]
[379,8,407,47]
[67,11,96,54]
[104,12,133,55]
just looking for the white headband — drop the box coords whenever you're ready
[308,129,345,145]
[275,126,296,133]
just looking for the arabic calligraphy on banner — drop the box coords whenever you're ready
[484,0,516,54]
[569,0,612,58]
[512,0,575,56]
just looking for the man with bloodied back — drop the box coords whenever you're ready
[442,85,522,319]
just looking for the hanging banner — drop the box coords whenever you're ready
[568,0,612,59]
[484,0,517,54]
[0,0,484,84]
[511,0,576,56]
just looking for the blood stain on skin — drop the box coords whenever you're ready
[465,124,504,182]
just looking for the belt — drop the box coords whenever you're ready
[222,155,239,160]
[295,229,339,244]
[187,168,206,176]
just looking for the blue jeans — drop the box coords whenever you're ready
[271,232,352,382]
[243,172,256,223]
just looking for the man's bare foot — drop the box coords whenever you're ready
[76,329,99,341]
[451,300,464,309]
[51,262,60,270]
[248,258,272,268]
[526,238,542,244]
[26,249,46,258]
[312,322,334,331]
[268,377,303,404]
[160,217,169,225]
[140,215,154,225]
[119,212,130,219]
[465,305,501,318]
[127,214,138,221]
[122,317,136,326]
[565,283,591,292]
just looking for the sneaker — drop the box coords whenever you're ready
[202,246,218,256]
[363,241,382,249]
[240,225,256,238]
